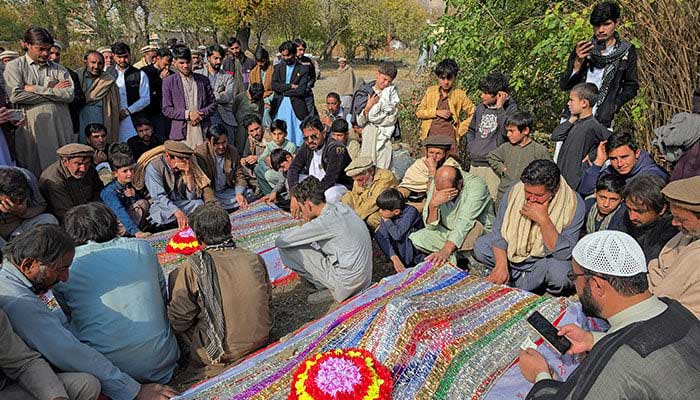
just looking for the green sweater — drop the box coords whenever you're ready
[488,140,551,202]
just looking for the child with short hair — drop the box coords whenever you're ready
[330,119,360,160]
[552,82,609,190]
[357,62,400,169]
[375,188,425,273]
[262,149,293,210]
[462,71,518,200]
[255,119,297,194]
[100,145,151,237]
[583,173,627,236]
[488,111,550,204]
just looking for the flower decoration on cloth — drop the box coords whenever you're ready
[289,348,393,400]
[165,227,201,256]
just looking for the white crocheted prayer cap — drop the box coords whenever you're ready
[572,230,647,276]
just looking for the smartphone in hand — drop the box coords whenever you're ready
[526,311,571,355]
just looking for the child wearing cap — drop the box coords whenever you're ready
[375,188,425,273]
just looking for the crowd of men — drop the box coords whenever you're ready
[0,1,699,399]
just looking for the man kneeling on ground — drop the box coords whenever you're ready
[168,202,271,379]
[276,176,372,304]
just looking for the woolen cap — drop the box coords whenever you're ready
[140,45,157,54]
[97,46,112,54]
[337,57,347,63]
[423,135,455,148]
[53,40,64,50]
[56,144,95,159]
[662,176,700,212]
[572,230,647,276]
[345,156,374,177]
[164,140,194,157]
[0,50,19,60]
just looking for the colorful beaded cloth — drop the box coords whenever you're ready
[174,262,569,399]
[146,201,300,285]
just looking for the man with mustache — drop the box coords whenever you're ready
[341,156,398,230]
[76,50,120,144]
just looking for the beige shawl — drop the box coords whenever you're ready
[398,157,461,193]
[501,180,577,263]
[132,145,211,192]
[76,68,120,144]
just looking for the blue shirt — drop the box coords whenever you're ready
[53,237,179,384]
[100,179,145,235]
[376,205,424,258]
[0,260,141,400]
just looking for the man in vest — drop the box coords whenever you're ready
[108,42,151,142]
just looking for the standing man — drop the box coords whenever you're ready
[560,1,638,128]
[48,40,86,139]
[3,27,74,176]
[162,47,216,148]
[222,37,251,95]
[133,45,158,70]
[141,48,173,139]
[76,50,120,144]
[336,57,356,111]
[271,41,312,146]
[294,38,317,116]
[97,46,113,70]
[195,45,236,145]
[108,42,151,142]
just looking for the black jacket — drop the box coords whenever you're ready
[67,68,85,135]
[560,44,639,127]
[141,64,167,118]
[271,62,312,121]
[287,138,352,192]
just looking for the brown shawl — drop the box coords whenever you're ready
[132,145,211,195]
[249,64,274,98]
[76,67,120,144]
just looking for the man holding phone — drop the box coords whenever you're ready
[559,2,638,129]
[519,230,700,399]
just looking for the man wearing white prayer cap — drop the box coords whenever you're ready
[518,230,700,399]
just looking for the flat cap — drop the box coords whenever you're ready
[0,50,19,60]
[56,143,94,159]
[423,135,455,148]
[345,155,374,177]
[337,57,347,63]
[190,48,203,56]
[164,140,194,157]
[662,176,700,212]
[140,45,157,53]
[53,40,64,50]
[96,46,112,54]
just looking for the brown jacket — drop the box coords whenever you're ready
[249,64,274,98]
[415,85,475,140]
[39,161,103,222]
[167,248,272,378]
[195,142,247,191]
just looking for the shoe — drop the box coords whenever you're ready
[307,289,334,304]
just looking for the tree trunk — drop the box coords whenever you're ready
[211,28,219,45]
[237,25,251,52]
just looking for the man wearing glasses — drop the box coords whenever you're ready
[287,115,352,215]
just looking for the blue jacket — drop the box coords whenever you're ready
[578,151,668,197]
[100,180,146,235]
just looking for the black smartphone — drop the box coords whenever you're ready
[594,39,607,52]
[526,311,571,355]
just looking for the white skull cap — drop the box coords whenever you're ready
[572,230,647,276]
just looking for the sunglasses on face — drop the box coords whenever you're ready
[303,134,319,142]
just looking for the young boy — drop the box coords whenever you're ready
[375,188,425,273]
[488,111,550,204]
[552,82,610,190]
[330,119,360,160]
[100,145,151,238]
[356,62,399,169]
[262,149,293,210]
[583,173,627,236]
[462,71,518,200]
[255,119,297,194]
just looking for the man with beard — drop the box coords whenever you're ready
[648,176,700,318]
[133,45,158,70]
[519,230,700,399]
[107,42,151,142]
[142,48,173,138]
[474,160,585,295]
[0,225,178,400]
[77,50,120,143]
[128,118,164,160]
[39,144,103,223]
[341,156,398,230]
[196,45,236,145]
[621,174,677,262]
[97,46,113,70]
[398,135,462,212]
[271,41,312,146]
[162,47,216,148]
[49,40,86,139]
[190,48,204,70]
[559,2,638,129]
[222,37,252,95]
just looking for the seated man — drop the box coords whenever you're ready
[100,149,151,238]
[520,231,700,399]
[0,167,58,247]
[276,176,372,303]
[398,135,461,212]
[410,165,494,267]
[39,144,103,223]
[474,160,585,295]
[578,132,668,197]
[582,174,627,235]
[262,149,294,210]
[137,140,214,229]
[168,202,271,379]
[0,307,100,400]
[239,115,267,189]
[127,118,164,161]
[55,203,179,384]
[0,225,176,400]
[84,123,114,185]
[375,188,425,273]
[341,156,398,230]
[195,125,252,211]
[287,115,352,205]
[621,174,678,262]
[648,176,700,318]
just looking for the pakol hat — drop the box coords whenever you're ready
[56,144,95,159]
[662,176,700,212]
[96,46,112,54]
[423,135,455,148]
[164,140,194,158]
[0,50,19,61]
[345,156,374,177]
[140,45,157,54]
